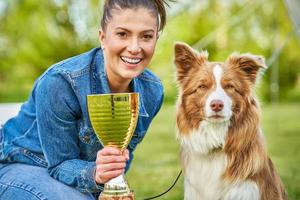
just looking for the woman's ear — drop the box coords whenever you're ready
[156,32,160,41]
[99,29,105,49]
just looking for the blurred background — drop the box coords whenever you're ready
[0,0,299,199]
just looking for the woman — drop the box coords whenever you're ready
[0,0,172,199]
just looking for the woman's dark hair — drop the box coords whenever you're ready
[101,0,174,32]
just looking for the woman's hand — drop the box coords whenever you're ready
[94,146,129,184]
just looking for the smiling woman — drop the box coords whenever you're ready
[99,7,158,93]
[0,0,174,199]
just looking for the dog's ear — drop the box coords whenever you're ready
[227,53,267,84]
[174,42,208,83]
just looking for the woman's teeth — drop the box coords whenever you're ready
[121,56,142,64]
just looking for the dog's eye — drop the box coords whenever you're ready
[198,85,208,90]
[224,84,234,90]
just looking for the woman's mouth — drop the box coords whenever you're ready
[120,56,142,65]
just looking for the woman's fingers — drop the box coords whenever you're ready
[96,147,127,164]
[96,147,129,164]
[95,168,125,184]
[98,146,123,156]
[96,162,126,172]
[96,154,126,164]
[94,147,129,184]
[123,149,130,160]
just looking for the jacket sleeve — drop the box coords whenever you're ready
[35,71,103,193]
[153,90,164,118]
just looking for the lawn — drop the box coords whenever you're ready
[126,103,300,200]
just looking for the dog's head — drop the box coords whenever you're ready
[174,42,266,135]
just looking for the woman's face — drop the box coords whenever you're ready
[99,7,158,88]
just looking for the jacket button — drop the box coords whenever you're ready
[83,136,90,143]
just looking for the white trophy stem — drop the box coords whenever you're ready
[107,174,126,187]
[103,174,130,196]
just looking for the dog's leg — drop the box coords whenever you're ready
[223,181,260,200]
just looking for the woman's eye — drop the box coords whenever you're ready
[142,34,153,40]
[116,32,127,38]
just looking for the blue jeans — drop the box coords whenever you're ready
[0,163,95,200]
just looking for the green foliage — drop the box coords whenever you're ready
[127,103,300,199]
[151,0,300,104]
[0,0,299,103]
[0,0,100,101]
[261,103,300,199]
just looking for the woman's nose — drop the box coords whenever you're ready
[127,39,141,54]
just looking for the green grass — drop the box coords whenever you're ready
[126,103,300,200]
[262,103,300,200]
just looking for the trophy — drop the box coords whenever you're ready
[87,93,139,200]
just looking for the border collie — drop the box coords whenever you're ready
[174,42,287,200]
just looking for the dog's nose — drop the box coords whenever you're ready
[210,100,224,112]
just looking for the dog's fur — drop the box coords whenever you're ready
[174,42,287,200]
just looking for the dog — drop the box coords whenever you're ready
[174,42,287,200]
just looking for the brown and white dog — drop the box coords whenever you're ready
[174,42,287,200]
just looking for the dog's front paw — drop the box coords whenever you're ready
[223,181,260,200]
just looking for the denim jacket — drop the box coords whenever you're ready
[0,48,164,193]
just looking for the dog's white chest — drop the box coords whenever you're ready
[179,127,260,200]
[182,150,228,199]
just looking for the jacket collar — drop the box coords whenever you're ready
[90,48,149,117]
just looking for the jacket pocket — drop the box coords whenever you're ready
[8,148,48,168]
[22,149,48,167]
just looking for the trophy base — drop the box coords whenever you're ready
[99,192,134,200]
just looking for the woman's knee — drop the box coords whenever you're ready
[0,163,95,200]
[0,182,47,200]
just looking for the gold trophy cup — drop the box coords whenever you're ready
[87,93,139,200]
